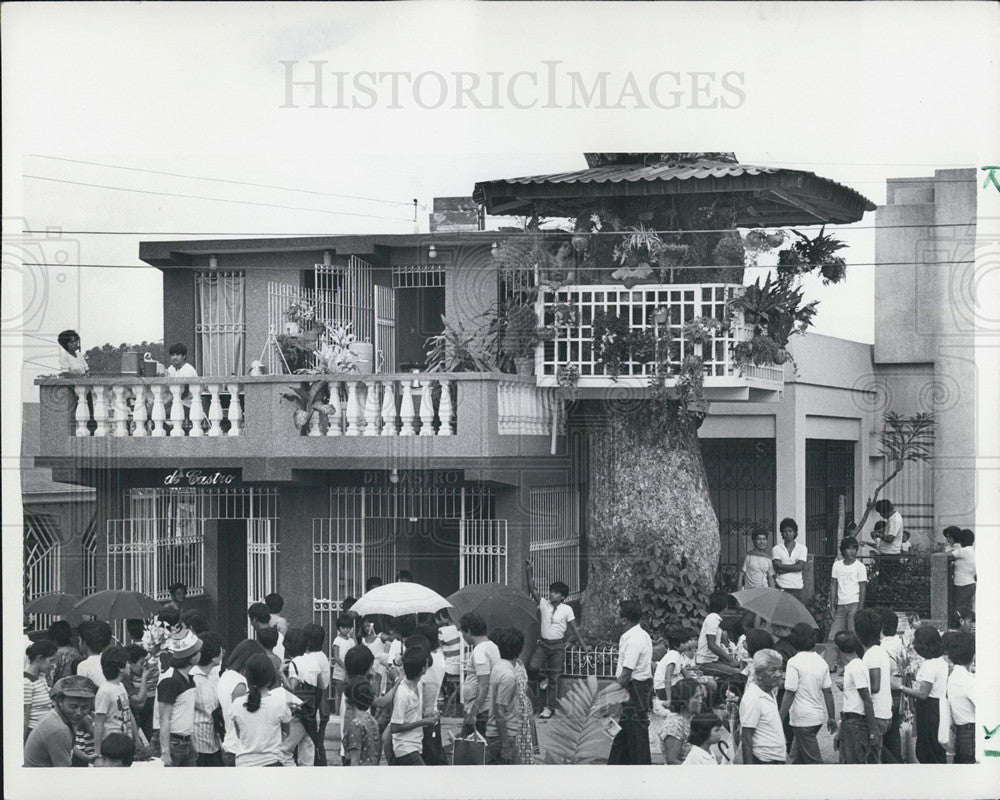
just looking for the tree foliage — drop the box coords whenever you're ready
[541,675,611,765]
[84,341,164,373]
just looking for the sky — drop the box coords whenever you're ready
[4,4,1000,799]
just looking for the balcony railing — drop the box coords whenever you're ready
[536,282,784,392]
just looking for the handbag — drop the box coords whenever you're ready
[452,732,487,766]
[286,661,319,727]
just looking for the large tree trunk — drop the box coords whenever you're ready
[580,405,719,642]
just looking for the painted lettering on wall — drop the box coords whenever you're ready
[362,470,460,486]
[163,468,237,487]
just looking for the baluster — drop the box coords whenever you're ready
[74,385,91,437]
[308,408,323,436]
[363,380,381,436]
[326,381,342,436]
[150,384,167,437]
[438,380,453,436]
[109,385,129,437]
[91,386,108,437]
[398,381,416,436]
[131,385,148,437]
[419,380,436,436]
[207,385,223,437]
[380,380,397,436]
[226,384,242,436]
[168,383,186,436]
[344,381,361,436]
[188,382,205,437]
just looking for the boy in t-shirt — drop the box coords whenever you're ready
[525,560,586,719]
[389,648,439,765]
[342,677,381,766]
[825,536,867,671]
[695,593,743,678]
[93,646,141,753]
[944,631,975,764]
[331,615,356,715]
[157,631,202,767]
[459,613,501,735]
[878,609,905,763]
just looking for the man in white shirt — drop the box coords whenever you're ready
[771,518,808,600]
[779,624,836,764]
[607,600,653,765]
[525,560,586,719]
[76,621,113,688]
[854,609,893,763]
[949,528,976,624]
[459,613,500,737]
[740,649,787,764]
[871,500,903,555]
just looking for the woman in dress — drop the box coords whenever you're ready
[57,330,89,375]
[512,656,538,764]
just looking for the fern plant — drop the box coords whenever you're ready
[541,675,612,765]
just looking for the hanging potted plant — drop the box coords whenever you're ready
[501,303,546,376]
[611,225,665,288]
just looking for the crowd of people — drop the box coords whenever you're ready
[23,516,976,768]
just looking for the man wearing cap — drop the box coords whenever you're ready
[24,676,97,767]
[157,630,202,767]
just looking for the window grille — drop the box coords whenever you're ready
[194,271,245,376]
[528,487,581,596]
[392,265,445,289]
[314,257,374,343]
[81,515,99,595]
[107,516,204,601]
[24,513,62,628]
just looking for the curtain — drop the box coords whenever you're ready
[196,272,245,376]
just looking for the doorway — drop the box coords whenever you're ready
[805,439,856,556]
[217,519,248,650]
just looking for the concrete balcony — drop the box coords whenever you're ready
[35,374,560,481]
[535,282,784,401]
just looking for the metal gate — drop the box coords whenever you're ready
[24,512,62,629]
[107,517,205,601]
[247,518,279,636]
[459,519,508,587]
[528,487,581,595]
[374,284,396,373]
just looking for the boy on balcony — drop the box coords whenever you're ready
[525,560,586,720]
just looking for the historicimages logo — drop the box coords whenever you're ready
[986,722,1000,758]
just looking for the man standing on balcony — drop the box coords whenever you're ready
[772,519,808,601]
[525,560,585,720]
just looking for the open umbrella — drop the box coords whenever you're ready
[25,592,82,618]
[350,581,452,618]
[73,589,163,620]
[447,583,540,657]
[730,588,817,629]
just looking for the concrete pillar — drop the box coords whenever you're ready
[774,385,805,533]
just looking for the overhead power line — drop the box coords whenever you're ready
[22,175,416,222]
[27,155,416,207]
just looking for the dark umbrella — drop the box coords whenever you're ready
[447,583,540,659]
[25,592,82,618]
[73,590,163,620]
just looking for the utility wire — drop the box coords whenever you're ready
[27,155,416,207]
[22,175,416,222]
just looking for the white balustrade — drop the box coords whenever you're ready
[326,381,342,436]
[92,386,108,437]
[131,385,148,437]
[438,380,454,435]
[207,385,224,437]
[74,386,90,437]
[418,381,436,436]
[168,384,186,437]
[307,409,323,436]
[65,380,245,438]
[226,384,242,436]
[344,381,362,436]
[380,380,397,436]
[398,381,416,436]
[362,380,381,436]
[498,381,556,436]
[188,381,205,437]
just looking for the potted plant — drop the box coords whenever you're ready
[501,303,545,376]
[314,322,360,374]
[611,225,665,287]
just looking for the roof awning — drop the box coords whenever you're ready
[473,154,875,226]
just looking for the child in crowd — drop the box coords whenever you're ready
[695,594,743,679]
[48,620,84,684]
[944,631,975,764]
[191,632,223,767]
[653,627,698,710]
[217,639,267,766]
[878,609,905,763]
[94,646,141,753]
[94,732,136,768]
[332,615,356,715]
[248,603,284,659]
[76,621,112,687]
[341,644,377,766]
[661,678,706,765]
[255,626,289,690]
[24,639,56,740]
[683,713,725,765]
[389,648,438,765]
[435,609,462,713]
[157,630,203,767]
[305,623,332,766]
[739,531,775,590]
[281,628,318,766]
[485,628,525,765]
[834,632,878,764]
[779,624,836,764]
[342,676,381,766]
[125,644,157,741]
[228,654,291,767]
[825,536,867,671]
[900,530,912,555]
[24,676,98,768]
[264,593,289,635]
[361,618,388,694]
[900,625,949,764]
